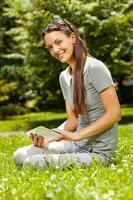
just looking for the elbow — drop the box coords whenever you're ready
[107,108,121,123]
[115,111,121,122]
[113,109,121,123]
[67,117,78,130]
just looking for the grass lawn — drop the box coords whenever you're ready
[0,107,132,200]
[0,126,132,200]
[0,107,132,132]
[0,112,67,132]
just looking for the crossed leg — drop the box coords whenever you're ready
[13,140,96,169]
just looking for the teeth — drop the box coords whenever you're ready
[58,51,65,59]
[58,53,64,58]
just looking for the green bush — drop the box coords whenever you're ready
[0,103,30,118]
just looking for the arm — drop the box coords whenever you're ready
[78,85,121,139]
[61,99,78,132]
[54,85,121,141]
[58,72,78,131]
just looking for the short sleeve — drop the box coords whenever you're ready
[89,59,114,92]
[59,72,67,99]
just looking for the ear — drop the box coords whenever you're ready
[71,32,76,44]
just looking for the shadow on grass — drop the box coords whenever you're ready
[24,118,66,131]
[119,115,133,125]
[27,115,133,128]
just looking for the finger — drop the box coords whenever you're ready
[29,133,32,140]
[33,134,38,146]
[40,136,45,147]
[42,137,56,146]
[52,128,62,134]
[55,138,62,142]
[37,136,43,147]
[44,137,49,146]
[41,137,45,147]
[42,137,49,147]
[55,135,65,142]
[29,133,34,142]
[52,129,69,137]
[48,137,57,143]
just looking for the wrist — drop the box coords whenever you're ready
[76,133,84,141]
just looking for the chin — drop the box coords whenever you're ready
[61,56,71,63]
[58,54,71,63]
[58,58,67,63]
[60,59,67,63]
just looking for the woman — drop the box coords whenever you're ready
[13,18,121,169]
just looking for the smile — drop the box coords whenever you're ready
[57,51,65,59]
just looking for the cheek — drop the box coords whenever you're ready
[50,50,54,57]
[64,41,74,53]
[49,49,56,57]
[68,43,74,56]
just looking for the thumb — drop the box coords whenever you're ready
[55,135,64,142]
[52,128,62,134]
[47,137,56,143]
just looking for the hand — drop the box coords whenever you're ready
[52,129,82,141]
[29,133,55,148]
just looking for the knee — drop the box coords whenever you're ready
[13,148,27,165]
[23,157,31,168]
[23,155,47,169]
[76,153,93,167]
[48,141,65,154]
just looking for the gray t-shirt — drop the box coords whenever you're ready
[59,56,118,160]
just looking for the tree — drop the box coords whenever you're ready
[0,0,132,116]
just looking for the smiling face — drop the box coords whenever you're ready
[44,31,76,64]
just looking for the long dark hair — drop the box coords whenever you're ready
[42,18,88,115]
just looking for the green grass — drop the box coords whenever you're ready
[0,107,132,132]
[0,112,67,131]
[0,126,132,200]
[120,107,133,125]
[0,107,132,199]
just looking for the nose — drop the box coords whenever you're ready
[53,45,60,56]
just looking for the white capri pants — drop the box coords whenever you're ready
[13,141,105,169]
[13,123,105,169]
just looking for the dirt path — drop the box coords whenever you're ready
[0,131,23,136]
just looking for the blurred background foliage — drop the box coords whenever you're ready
[0,0,133,118]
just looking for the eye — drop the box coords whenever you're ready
[46,46,53,51]
[55,39,62,44]
[49,46,53,51]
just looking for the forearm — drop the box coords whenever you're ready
[57,118,78,132]
[79,111,121,140]
[64,118,78,132]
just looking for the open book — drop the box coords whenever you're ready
[25,126,60,138]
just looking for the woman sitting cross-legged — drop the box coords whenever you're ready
[13,18,121,169]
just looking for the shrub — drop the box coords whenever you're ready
[0,103,30,118]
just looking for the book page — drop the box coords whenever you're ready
[25,126,60,138]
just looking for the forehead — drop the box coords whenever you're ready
[44,31,69,44]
